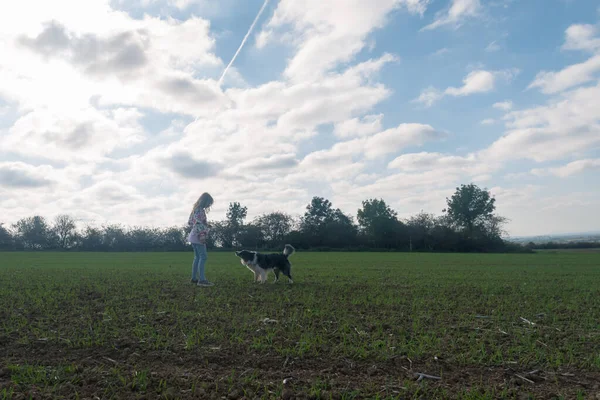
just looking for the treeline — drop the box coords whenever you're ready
[0,184,528,253]
[525,241,600,250]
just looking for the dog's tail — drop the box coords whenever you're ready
[283,244,295,257]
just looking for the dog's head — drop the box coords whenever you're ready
[234,250,256,264]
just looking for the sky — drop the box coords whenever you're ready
[0,0,599,237]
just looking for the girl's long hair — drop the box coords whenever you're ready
[190,192,214,217]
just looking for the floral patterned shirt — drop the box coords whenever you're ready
[187,208,209,243]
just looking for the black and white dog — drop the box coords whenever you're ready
[235,244,295,284]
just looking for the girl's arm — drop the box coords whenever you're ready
[191,209,209,236]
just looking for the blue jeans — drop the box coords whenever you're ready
[191,243,208,281]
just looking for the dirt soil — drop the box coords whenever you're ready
[2,342,600,399]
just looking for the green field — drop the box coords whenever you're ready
[1,251,599,399]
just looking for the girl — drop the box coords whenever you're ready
[187,192,214,287]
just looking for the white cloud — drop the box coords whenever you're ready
[122,0,240,17]
[445,70,496,96]
[0,107,145,161]
[256,0,424,81]
[430,47,451,57]
[386,152,497,186]
[494,22,599,170]
[333,114,383,138]
[226,54,396,136]
[531,159,600,178]
[254,29,271,49]
[414,69,518,107]
[0,0,236,226]
[0,162,56,189]
[493,100,513,111]
[528,55,600,94]
[488,184,540,207]
[471,174,492,182]
[62,52,405,218]
[303,123,444,167]
[421,0,481,31]
[0,3,227,117]
[551,158,600,177]
[481,118,495,125]
[238,154,299,171]
[483,80,600,163]
[286,123,446,190]
[168,0,207,10]
[388,152,475,171]
[361,123,445,159]
[528,23,600,94]
[500,189,600,236]
[413,87,444,107]
[538,193,596,212]
[562,23,600,53]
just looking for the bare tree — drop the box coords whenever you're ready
[53,214,77,250]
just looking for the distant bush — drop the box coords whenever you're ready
[527,241,600,250]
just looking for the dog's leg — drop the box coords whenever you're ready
[260,270,267,284]
[247,264,258,283]
[274,269,280,283]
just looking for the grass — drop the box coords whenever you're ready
[0,251,599,399]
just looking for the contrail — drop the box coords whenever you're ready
[218,0,270,86]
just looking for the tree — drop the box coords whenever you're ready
[430,216,461,252]
[297,197,360,248]
[444,184,497,235]
[237,223,264,249]
[80,226,103,251]
[207,221,229,248]
[12,216,55,250]
[254,212,293,248]
[226,202,248,227]
[300,197,335,231]
[300,197,345,247]
[225,202,248,247]
[324,209,358,248]
[0,223,14,250]
[0,183,513,253]
[127,227,158,251]
[53,214,77,250]
[482,215,509,239]
[102,224,128,251]
[357,198,398,235]
[158,226,188,251]
[406,211,437,251]
[357,199,405,248]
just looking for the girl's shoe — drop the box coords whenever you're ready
[197,280,214,287]
[191,279,198,284]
